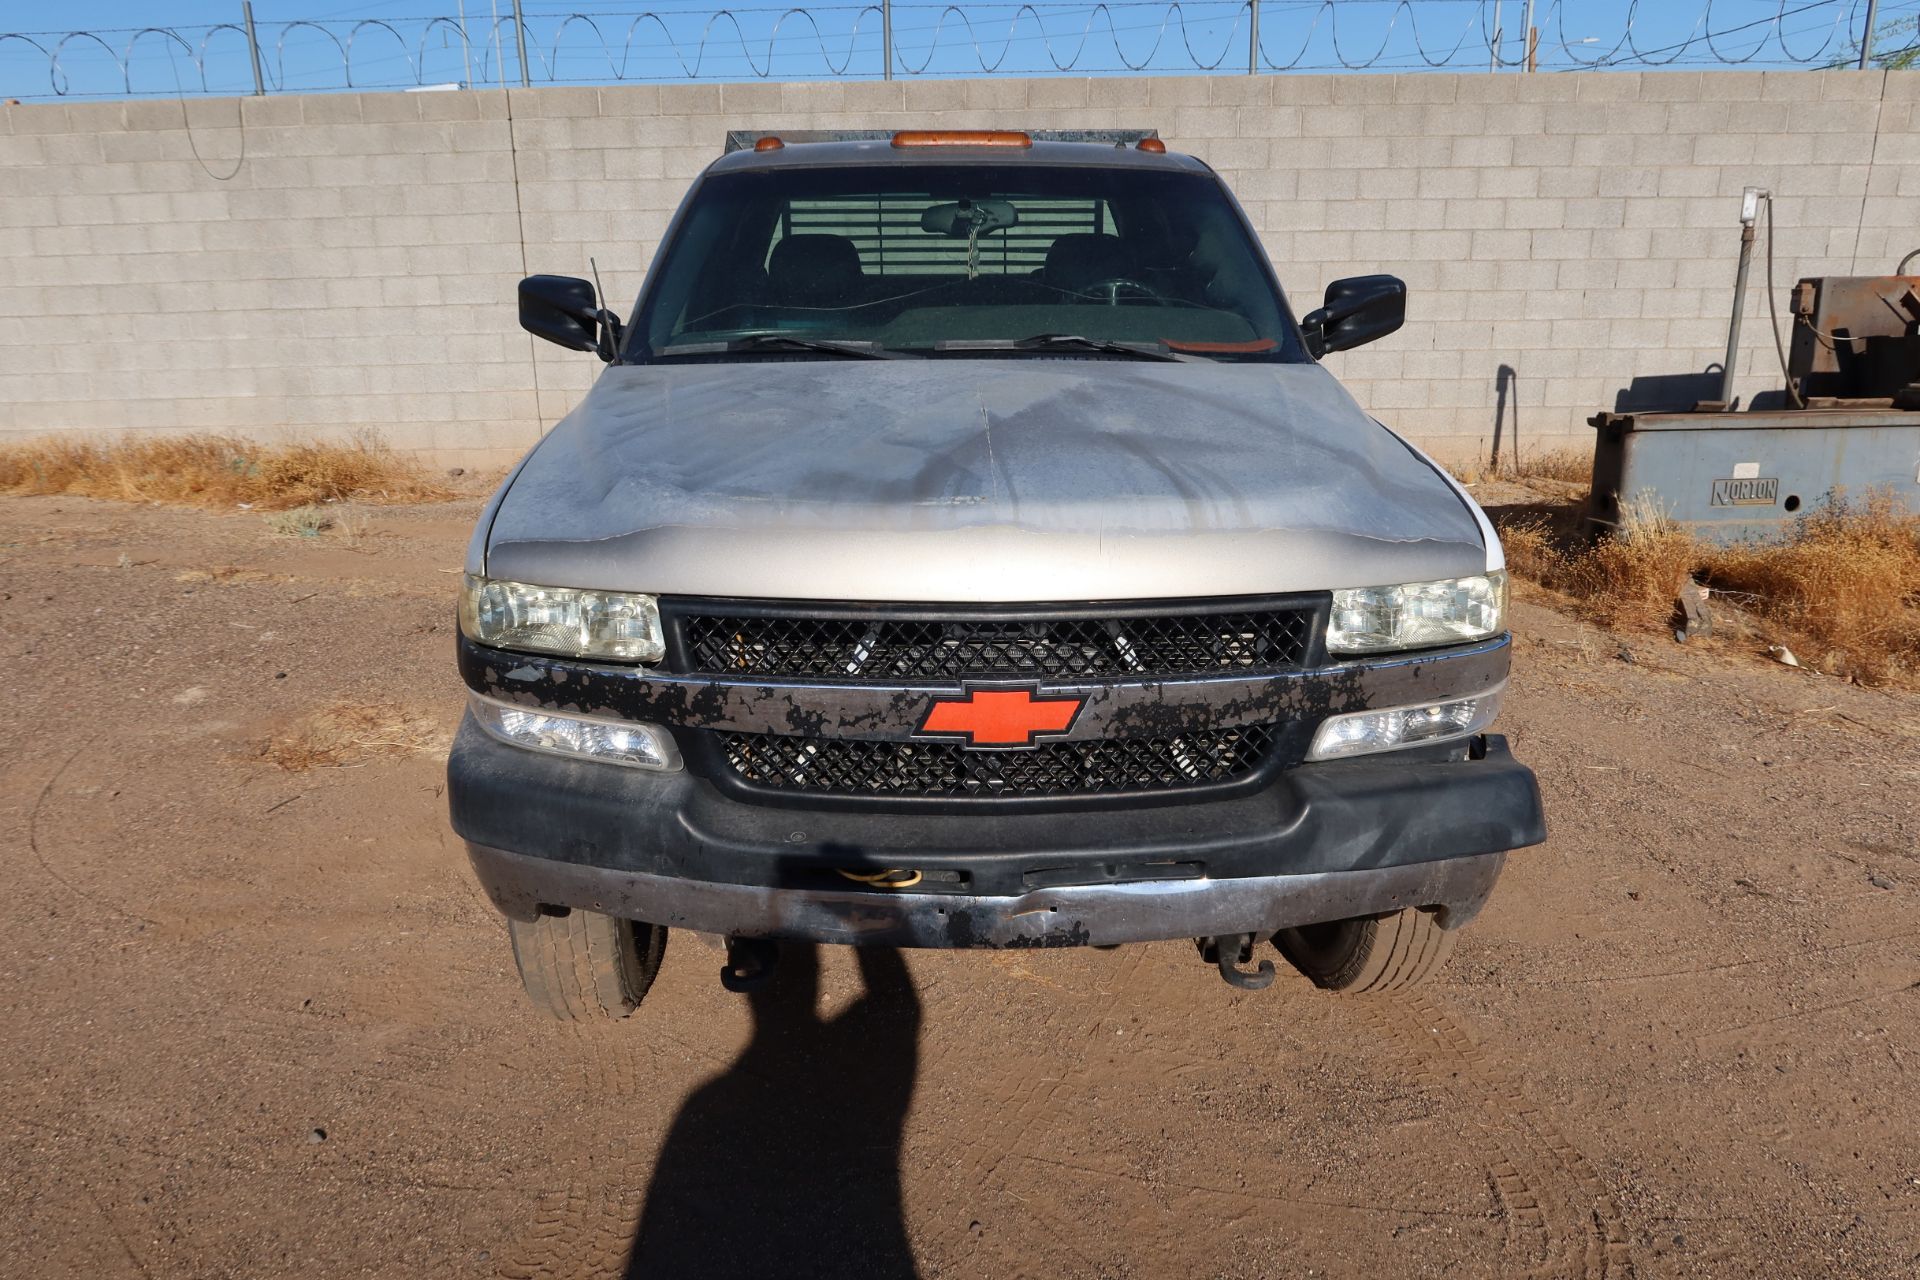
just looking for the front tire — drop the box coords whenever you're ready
[506,910,668,1020]
[1274,908,1456,993]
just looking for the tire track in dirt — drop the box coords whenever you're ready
[1360,993,1636,1279]
[495,1023,649,1280]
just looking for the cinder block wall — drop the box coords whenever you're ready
[2,71,1915,468]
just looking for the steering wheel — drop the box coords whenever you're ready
[1079,277,1164,306]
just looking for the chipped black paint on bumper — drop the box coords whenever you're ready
[455,632,1512,744]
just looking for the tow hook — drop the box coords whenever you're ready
[720,937,779,993]
[1200,933,1276,990]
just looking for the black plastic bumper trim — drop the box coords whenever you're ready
[446,717,1545,900]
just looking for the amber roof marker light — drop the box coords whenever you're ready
[1136,137,1167,153]
[753,135,784,151]
[891,130,1033,149]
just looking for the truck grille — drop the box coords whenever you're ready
[716,725,1277,799]
[676,606,1315,681]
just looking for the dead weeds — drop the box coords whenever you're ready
[0,433,453,512]
[1705,492,1920,685]
[1497,488,1920,685]
[1454,445,1594,488]
[258,702,449,771]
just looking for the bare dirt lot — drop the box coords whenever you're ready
[3,493,1918,1280]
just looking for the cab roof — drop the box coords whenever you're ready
[709,132,1211,176]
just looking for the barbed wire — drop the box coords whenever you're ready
[0,0,1906,99]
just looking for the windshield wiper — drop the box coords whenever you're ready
[657,335,907,360]
[934,335,1201,362]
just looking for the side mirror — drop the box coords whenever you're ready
[519,274,622,362]
[1300,274,1406,359]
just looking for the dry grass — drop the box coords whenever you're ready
[1705,492,1920,685]
[1506,446,1594,486]
[1504,492,1701,630]
[1454,445,1594,488]
[258,702,449,771]
[1498,489,1920,684]
[0,433,453,511]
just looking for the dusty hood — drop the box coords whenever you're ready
[481,359,1487,602]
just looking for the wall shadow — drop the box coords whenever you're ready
[1490,362,1517,472]
[625,943,923,1280]
[1612,368,1725,413]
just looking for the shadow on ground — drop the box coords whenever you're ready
[626,943,923,1279]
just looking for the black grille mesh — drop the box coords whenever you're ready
[679,609,1312,681]
[717,725,1276,799]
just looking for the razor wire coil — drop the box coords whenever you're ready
[0,0,1904,99]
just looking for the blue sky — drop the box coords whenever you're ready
[2,0,1910,100]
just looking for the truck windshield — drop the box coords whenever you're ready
[628,162,1306,362]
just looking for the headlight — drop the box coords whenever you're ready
[468,693,681,770]
[460,574,664,663]
[1326,571,1506,655]
[1308,685,1504,761]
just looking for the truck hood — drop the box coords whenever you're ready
[480,359,1488,602]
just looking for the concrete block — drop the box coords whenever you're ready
[1298,105,1368,138]
[1207,78,1269,108]
[1200,136,1272,170]
[1353,166,1406,200]
[1510,134,1574,168]
[1330,77,1399,106]
[301,95,365,125]
[0,135,44,167]
[515,87,605,120]
[1562,197,1626,229]
[1452,77,1521,105]
[1448,135,1514,168]
[1699,72,1766,101]
[1574,74,1643,103]
[1817,70,1887,101]
[1476,166,1540,199]
[1147,77,1212,108]
[652,84,722,117]
[1236,105,1302,139]
[719,82,786,115]
[901,80,970,112]
[6,105,73,136]
[1535,166,1602,199]
[1502,197,1568,230]
[1691,133,1758,166]
[1415,168,1478,200]
[1308,169,1359,201]
[1441,199,1508,231]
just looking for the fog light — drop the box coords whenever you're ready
[468,693,681,771]
[1308,685,1504,761]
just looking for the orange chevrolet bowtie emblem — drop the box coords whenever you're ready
[917,685,1085,749]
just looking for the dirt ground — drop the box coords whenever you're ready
[2,492,1918,1280]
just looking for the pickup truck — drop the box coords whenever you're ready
[448,128,1545,1015]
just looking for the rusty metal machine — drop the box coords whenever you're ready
[1588,200,1920,542]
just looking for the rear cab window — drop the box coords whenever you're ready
[629,161,1308,362]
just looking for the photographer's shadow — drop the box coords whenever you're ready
[626,943,923,1279]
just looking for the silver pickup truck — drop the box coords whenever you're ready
[448,128,1543,1014]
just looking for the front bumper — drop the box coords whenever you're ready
[448,717,1545,946]
[467,839,1509,948]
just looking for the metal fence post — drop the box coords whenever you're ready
[1857,0,1880,68]
[512,0,531,86]
[1522,0,1536,70]
[882,0,894,80]
[1248,0,1259,74]
[241,1,266,95]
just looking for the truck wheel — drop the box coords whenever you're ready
[1274,908,1456,993]
[506,910,667,1020]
